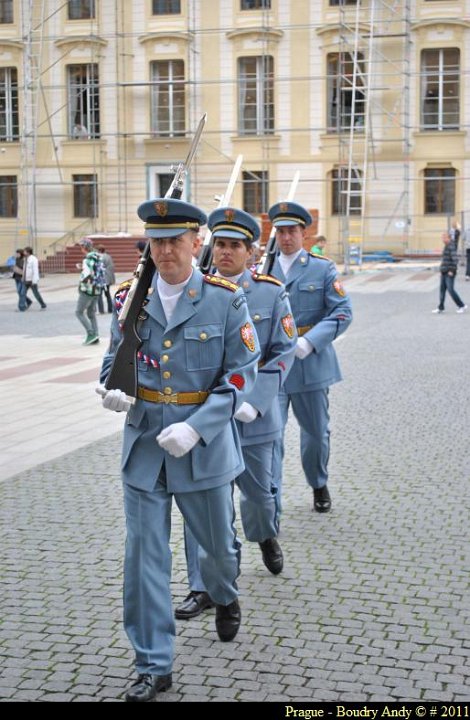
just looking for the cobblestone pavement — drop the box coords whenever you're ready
[1,267,469,702]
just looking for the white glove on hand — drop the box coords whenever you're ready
[156,422,201,458]
[234,402,258,423]
[95,386,131,413]
[295,337,314,360]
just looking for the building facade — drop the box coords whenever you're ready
[0,0,469,264]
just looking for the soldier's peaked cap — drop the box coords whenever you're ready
[268,201,312,228]
[208,207,260,244]
[137,198,207,238]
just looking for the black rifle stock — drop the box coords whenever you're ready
[260,170,300,276]
[104,113,207,400]
[197,154,244,274]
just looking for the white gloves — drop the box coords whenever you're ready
[295,337,314,360]
[156,422,201,458]
[96,386,131,413]
[234,402,258,423]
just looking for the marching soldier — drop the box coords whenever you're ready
[268,201,352,513]
[98,198,260,701]
[175,207,297,622]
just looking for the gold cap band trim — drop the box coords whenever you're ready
[213,224,254,240]
[275,216,306,226]
[145,222,200,230]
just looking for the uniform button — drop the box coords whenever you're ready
[161,354,169,363]
[300,257,307,264]
[253,313,261,322]
[308,285,315,291]
[163,371,171,379]
[199,331,208,341]
[242,281,249,289]
[163,339,172,348]
[163,387,172,395]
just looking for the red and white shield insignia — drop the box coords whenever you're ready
[240,322,256,352]
[333,279,346,297]
[281,313,295,338]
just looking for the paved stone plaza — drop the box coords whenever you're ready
[0,265,469,702]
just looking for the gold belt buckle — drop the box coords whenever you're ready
[163,392,178,404]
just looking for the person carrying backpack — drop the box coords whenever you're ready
[75,237,103,345]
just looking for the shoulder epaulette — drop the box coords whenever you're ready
[252,272,283,287]
[115,278,133,295]
[309,252,331,261]
[204,274,238,292]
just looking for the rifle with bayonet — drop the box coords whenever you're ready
[103,113,207,401]
[197,154,244,274]
[259,170,300,276]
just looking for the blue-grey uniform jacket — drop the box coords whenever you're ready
[100,270,260,494]
[271,249,353,393]
[235,269,297,445]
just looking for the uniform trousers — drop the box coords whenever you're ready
[185,441,278,592]
[123,473,240,675]
[276,387,330,499]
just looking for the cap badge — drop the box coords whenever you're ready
[155,201,168,217]
[224,209,235,222]
[279,202,288,213]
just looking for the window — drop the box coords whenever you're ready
[0,68,19,141]
[0,175,17,217]
[73,174,98,217]
[238,56,274,135]
[0,0,13,23]
[424,168,455,215]
[332,167,362,215]
[157,173,173,196]
[68,0,95,19]
[241,0,271,9]
[152,0,181,14]
[421,48,459,131]
[327,52,365,132]
[243,170,268,214]
[68,64,100,139]
[150,60,185,137]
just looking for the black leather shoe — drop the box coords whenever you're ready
[215,599,241,642]
[125,673,172,702]
[174,590,214,619]
[313,485,331,513]
[259,537,284,575]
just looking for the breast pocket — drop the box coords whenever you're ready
[251,308,271,348]
[184,323,224,371]
[298,282,324,311]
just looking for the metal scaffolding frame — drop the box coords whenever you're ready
[335,0,412,272]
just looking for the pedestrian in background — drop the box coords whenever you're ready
[75,238,102,344]
[11,249,29,311]
[97,245,115,314]
[310,235,327,256]
[449,218,460,253]
[463,225,470,280]
[135,239,146,257]
[23,246,47,310]
[432,232,467,314]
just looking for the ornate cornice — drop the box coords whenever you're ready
[226,27,283,43]
[138,32,194,45]
[54,35,107,50]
